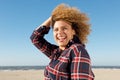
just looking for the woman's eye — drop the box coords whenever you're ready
[54,28,58,32]
[63,27,67,30]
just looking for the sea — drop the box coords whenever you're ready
[0,66,120,71]
[0,66,45,71]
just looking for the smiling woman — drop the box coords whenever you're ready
[30,3,94,80]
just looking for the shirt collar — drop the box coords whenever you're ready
[66,35,84,48]
[54,35,84,59]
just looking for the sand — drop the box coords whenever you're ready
[0,70,44,80]
[0,69,120,80]
[93,69,120,80]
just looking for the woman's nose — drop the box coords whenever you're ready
[57,29,63,34]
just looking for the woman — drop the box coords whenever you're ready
[30,4,94,80]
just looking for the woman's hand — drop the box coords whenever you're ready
[41,16,52,27]
[35,17,52,30]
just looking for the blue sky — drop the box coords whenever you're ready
[0,0,120,66]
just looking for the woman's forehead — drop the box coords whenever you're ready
[53,20,71,28]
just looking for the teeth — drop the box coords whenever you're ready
[57,37,66,42]
[59,37,65,39]
[58,37,65,39]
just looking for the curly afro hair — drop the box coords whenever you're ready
[51,3,91,44]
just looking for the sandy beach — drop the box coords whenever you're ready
[0,69,120,80]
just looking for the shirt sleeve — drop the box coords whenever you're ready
[30,26,58,59]
[70,44,94,80]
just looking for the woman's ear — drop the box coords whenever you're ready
[72,29,76,35]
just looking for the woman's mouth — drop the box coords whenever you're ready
[57,36,67,42]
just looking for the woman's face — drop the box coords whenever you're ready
[53,20,75,50]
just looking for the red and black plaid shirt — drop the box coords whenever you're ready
[30,26,94,80]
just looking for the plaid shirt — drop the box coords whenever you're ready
[30,26,94,80]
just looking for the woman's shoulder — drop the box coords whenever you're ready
[69,43,90,59]
[70,43,85,50]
